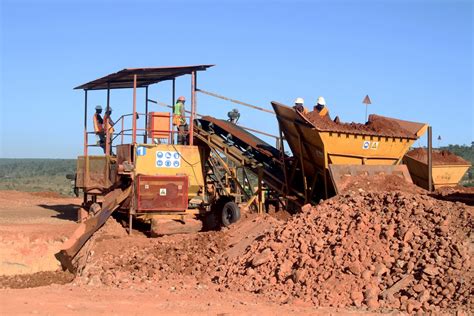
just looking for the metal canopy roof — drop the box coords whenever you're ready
[74,64,214,90]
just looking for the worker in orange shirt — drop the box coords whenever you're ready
[103,107,115,154]
[93,105,106,150]
[313,96,330,118]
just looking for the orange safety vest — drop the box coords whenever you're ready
[318,106,328,117]
[104,114,115,135]
[93,113,104,133]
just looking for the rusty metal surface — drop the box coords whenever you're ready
[116,144,132,166]
[55,186,132,272]
[328,164,413,195]
[76,156,116,190]
[137,175,188,212]
[198,116,280,158]
[75,65,214,90]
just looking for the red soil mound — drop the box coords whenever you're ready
[214,191,473,314]
[304,112,414,138]
[337,174,426,194]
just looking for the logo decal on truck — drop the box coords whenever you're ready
[362,141,379,150]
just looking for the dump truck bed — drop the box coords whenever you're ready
[272,101,428,199]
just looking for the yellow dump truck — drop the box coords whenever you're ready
[271,101,428,199]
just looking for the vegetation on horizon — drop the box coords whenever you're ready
[0,159,76,195]
[0,143,472,193]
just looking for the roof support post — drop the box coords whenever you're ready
[132,74,137,143]
[144,86,148,144]
[427,125,433,192]
[172,79,175,144]
[105,83,111,156]
[189,71,196,146]
[84,90,88,157]
[172,78,176,107]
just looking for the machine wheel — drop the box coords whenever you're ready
[221,201,241,227]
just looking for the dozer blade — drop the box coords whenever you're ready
[328,164,413,195]
[55,186,131,272]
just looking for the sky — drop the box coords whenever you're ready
[0,0,472,158]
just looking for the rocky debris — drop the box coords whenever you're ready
[406,148,470,165]
[74,214,283,289]
[75,230,227,288]
[213,191,473,314]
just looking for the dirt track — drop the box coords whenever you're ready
[0,190,368,315]
[0,189,472,315]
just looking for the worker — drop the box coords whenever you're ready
[93,105,105,149]
[173,96,188,145]
[103,107,115,154]
[227,108,240,124]
[293,97,308,114]
[313,96,329,117]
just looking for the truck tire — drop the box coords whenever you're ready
[221,201,240,227]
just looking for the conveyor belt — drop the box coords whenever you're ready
[194,116,305,203]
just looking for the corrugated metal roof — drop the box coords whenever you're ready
[74,64,214,90]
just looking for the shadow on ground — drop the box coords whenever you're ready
[38,204,78,221]
[429,192,474,206]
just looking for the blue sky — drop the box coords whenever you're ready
[0,0,472,158]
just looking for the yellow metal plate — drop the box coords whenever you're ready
[134,144,205,196]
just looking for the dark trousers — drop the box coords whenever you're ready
[177,124,189,145]
[97,133,113,154]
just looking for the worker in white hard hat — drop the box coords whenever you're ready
[93,105,106,149]
[313,96,329,117]
[293,97,308,114]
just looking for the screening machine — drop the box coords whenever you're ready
[56,65,248,271]
[56,65,431,272]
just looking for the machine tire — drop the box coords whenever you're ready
[221,201,240,227]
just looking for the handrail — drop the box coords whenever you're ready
[147,98,279,140]
[196,88,274,114]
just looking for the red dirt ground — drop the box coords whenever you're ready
[0,189,472,315]
[0,190,372,315]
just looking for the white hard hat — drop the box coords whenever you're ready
[106,107,112,112]
[95,105,102,110]
[317,96,326,106]
[294,97,304,105]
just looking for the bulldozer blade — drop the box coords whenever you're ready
[55,186,131,272]
[328,164,413,195]
[150,218,203,236]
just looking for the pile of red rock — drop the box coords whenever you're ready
[214,191,473,313]
[76,229,226,288]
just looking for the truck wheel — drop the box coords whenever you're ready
[221,201,241,227]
